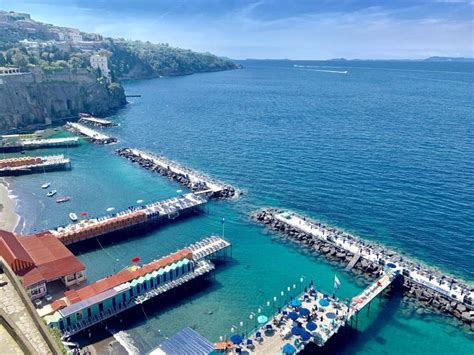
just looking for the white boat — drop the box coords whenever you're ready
[69,212,78,222]
[176,189,183,193]
[47,190,57,197]
[41,182,51,189]
[136,199,144,204]
[106,207,115,212]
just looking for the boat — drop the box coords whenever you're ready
[69,212,78,222]
[41,182,51,189]
[106,207,115,212]
[56,196,71,203]
[136,199,144,204]
[47,190,57,197]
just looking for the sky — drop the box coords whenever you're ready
[1,0,473,59]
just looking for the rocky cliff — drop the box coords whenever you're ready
[0,70,126,132]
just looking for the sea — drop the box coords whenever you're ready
[8,60,474,354]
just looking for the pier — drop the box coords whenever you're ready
[79,116,117,127]
[0,155,71,176]
[253,209,474,326]
[116,147,240,199]
[41,237,231,337]
[65,122,117,144]
[188,235,231,261]
[48,193,207,246]
[0,137,79,152]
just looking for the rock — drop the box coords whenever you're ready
[456,303,467,313]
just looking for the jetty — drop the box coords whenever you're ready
[0,154,71,176]
[41,237,231,337]
[48,193,207,246]
[0,137,79,152]
[253,209,474,327]
[116,147,240,199]
[65,122,117,144]
[79,116,117,127]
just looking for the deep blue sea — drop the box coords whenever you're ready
[9,60,474,354]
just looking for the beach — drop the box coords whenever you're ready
[0,178,20,232]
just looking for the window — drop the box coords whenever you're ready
[87,308,92,318]
[66,274,76,282]
[76,312,82,321]
[99,303,104,313]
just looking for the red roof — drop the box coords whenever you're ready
[0,231,85,287]
[0,230,34,268]
[65,249,192,304]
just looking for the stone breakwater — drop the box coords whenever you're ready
[252,208,474,330]
[116,147,240,199]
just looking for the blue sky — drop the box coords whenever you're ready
[1,0,473,59]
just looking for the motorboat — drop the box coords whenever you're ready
[106,207,115,212]
[69,212,78,222]
[41,182,51,189]
[47,190,57,197]
[56,196,71,203]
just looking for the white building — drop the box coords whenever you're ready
[90,54,111,82]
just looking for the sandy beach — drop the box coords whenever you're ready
[0,178,20,232]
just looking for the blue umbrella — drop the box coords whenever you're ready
[283,343,296,354]
[299,308,310,317]
[306,321,317,331]
[291,326,302,336]
[230,335,242,345]
[319,299,330,307]
[288,312,299,320]
[246,339,253,346]
[300,330,311,341]
[257,315,268,324]
[291,299,302,307]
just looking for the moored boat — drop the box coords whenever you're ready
[41,182,51,189]
[56,196,71,203]
[47,190,57,197]
[69,212,78,221]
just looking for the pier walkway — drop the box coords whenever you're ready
[0,154,71,176]
[79,116,116,127]
[116,148,240,199]
[49,193,207,245]
[66,122,117,144]
[0,137,79,152]
[188,236,231,261]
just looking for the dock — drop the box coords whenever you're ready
[65,122,117,144]
[48,193,207,246]
[188,235,231,261]
[0,154,71,176]
[0,137,80,152]
[41,237,231,337]
[116,147,240,199]
[79,116,117,127]
[253,209,474,326]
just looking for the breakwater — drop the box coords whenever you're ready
[252,208,474,329]
[116,147,240,199]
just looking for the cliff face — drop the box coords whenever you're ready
[0,70,126,131]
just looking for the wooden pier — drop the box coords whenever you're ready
[0,137,79,152]
[0,154,71,176]
[66,122,117,144]
[116,147,240,199]
[48,193,207,246]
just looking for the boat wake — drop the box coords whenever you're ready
[110,329,140,355]
[294,65,348,74]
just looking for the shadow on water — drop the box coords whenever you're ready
[302,286,405,354]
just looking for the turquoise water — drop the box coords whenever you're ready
[9,60,474,353]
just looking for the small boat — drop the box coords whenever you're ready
[56,196,71,203]
[41,182,51,189]
[176,189,183,193]
[106,207,115,212]
[136,199,144,204]
[69,212,78,222]
[47,190,57,197]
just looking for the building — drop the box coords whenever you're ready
[0,67,20,75]
[0,230,86,300]
[90,54,111,82]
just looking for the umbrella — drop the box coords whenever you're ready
[300,330,311,341]
[291,299,302,307]
[319,299,330,307]
[257,315,268,324]
[291,326,302,336]
[352,297,363,304]
[282,343,296,354]
[246,339,253,346]
[230,335,242,344]
[288,312,299,320]
[299,308,310,317]
[306,321,317,331]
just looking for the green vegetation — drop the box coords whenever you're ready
[47,327,68,355]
